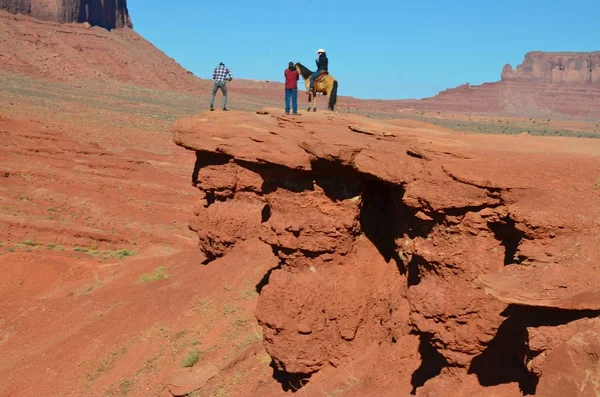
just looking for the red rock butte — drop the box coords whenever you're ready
[0,0,131,29]
[399,51,600,119]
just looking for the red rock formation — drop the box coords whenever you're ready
[0,10,207,92]
[502,52,600,84]
[536,328,600,397]
[0,0,131,29]
[399,51,600,119]
[174,109,600,396]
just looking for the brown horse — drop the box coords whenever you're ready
[295,63,338,112]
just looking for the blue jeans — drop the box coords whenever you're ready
[210,81,228,108]
[309,70,322,90]
[285,88,298,113]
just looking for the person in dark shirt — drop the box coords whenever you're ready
[309,49,328,92]
[284,62,300,115]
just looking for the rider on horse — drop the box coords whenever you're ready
[309,49,328,93]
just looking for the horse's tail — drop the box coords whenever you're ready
[328,80,338,111]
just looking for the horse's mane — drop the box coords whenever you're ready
[295,63,313,79]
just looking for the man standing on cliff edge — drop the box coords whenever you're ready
[284,61,300,115]
[210,62,233,111]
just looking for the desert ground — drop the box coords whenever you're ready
[1,8,600,397]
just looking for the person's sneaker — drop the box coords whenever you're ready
[285,112,290,115]
[223,108,228,111]
[292,112,301,116]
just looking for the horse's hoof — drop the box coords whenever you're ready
[313,108,316,112]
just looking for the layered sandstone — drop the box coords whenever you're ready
[174,109,600,396]
[0,0,131,29]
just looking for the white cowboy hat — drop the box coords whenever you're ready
[317,48,326,53]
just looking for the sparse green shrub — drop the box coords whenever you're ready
[221,304,237,316]
[115,249,135,259]
[180,349,200,368]
[139,267,168,284]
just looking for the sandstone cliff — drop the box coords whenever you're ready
[174,109,600,396]
[399,51,600,119]
[0,0,131,29]
[502,51,600,84]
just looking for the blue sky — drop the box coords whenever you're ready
[128,0,599,99]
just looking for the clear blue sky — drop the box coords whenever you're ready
[128,0,600,100]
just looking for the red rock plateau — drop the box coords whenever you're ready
[1,3,600,397]
[398,52,600,120]
[174,109,600,397]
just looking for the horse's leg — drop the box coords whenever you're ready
[313,91,317,112]
[306,81,312,111]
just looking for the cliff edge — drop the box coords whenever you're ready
[173,109,600,396]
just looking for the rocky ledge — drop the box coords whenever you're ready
[173,109,600,396]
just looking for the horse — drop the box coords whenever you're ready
[295,63,338,112]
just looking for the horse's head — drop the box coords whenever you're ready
[295,63,312,79]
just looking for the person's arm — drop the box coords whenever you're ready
[226,68,233,80]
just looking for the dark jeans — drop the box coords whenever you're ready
[285,88,298,113]
[309,70,323,90]
[210,81,228,108]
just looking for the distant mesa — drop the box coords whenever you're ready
[502,51,600,84]
[400,51,600,119]
[0,0,132,29]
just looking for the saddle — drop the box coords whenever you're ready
[314,70,329,83]
[311,71,329,95]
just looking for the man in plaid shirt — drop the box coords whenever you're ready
[210,62,233,111]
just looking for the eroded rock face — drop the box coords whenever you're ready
[502,52,600,84]
[0,0,132,29]
[527,318,600,377]
[418,370,523,397]
[175,110,600,394]
[537,330,600,397]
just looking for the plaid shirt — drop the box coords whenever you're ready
[213,64,232,82]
